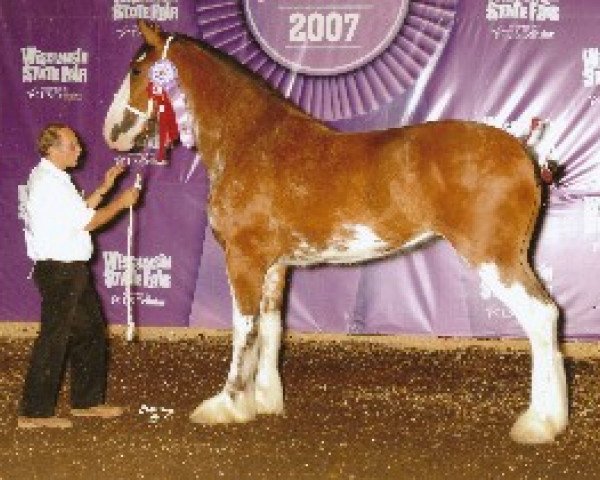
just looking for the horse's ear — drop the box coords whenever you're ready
[138,20,163,49]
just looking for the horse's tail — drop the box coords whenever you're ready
[519,118,565,187]
[540,159,566,186]
[526,149,565,187]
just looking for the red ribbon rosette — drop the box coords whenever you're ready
[147,82,178,162]
[148,59,180,162]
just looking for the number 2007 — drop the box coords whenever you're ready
[289,12,360,42]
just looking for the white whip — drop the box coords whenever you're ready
[126,173,143,341]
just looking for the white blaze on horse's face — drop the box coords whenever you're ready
[103,51,152,152]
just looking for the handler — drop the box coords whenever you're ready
[18,123,140,429]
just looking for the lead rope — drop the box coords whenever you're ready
[126,173,143,341]
[124,35,181,340]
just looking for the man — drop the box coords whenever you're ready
[18,123,141,429]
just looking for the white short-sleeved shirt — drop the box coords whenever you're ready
[23,158,95,262]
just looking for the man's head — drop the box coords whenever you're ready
[38,123,82,170]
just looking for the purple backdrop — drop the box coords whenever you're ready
[1,0,599,338]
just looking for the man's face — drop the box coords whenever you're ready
[50,128,82,169]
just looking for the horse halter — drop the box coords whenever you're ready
[124,36,175,120]
[125,35,195,160]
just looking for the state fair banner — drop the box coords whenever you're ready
[1,0,600,338]
[1,0,205,328]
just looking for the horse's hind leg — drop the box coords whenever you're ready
[478,262,567,444]
[255,264,286,415]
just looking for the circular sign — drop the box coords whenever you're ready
[197,0,458,120]
[243,0,409,76]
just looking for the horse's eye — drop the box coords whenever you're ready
[131,67,141,76]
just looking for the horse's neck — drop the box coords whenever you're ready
[176,44,274,170]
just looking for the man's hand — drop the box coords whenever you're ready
[86,164,128,208]
[116,187,141,209]
[100,164,126,194]
[85,186,141,231]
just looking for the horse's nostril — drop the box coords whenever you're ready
[110,125,120,143]
[133,130,149,149]
[147,119,157,136]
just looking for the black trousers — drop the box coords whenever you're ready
[20,260,107,417]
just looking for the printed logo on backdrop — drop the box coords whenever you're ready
[584,197,600,246]
[17,185,29,224]
[480,263,554,321]
[583,48,600,88]
[197,0,458,120]
[577,49,600,224]
[486,0,560,40]
[21,46,89,101]
[103,251,172,307]
[113,139,164,167]
[582,47,600,106]
[112,0,180,38]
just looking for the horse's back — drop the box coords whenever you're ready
[373,120,530,171]
[387,120,540,267]
[323,120,541,262]
[367,120,538,204]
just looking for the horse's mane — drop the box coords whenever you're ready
[171,33,330,128]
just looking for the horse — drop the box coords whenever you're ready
[103,20,567,445]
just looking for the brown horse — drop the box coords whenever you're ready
[104,21,567,444]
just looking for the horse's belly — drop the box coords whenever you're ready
[284,225,436,266]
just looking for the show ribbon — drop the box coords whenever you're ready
[147,50,195,162]
[147,81,178,162]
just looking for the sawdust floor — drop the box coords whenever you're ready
[1,336,600,480]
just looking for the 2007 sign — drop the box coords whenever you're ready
[289,12,360,43]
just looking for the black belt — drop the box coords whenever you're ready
[36,260,87,266]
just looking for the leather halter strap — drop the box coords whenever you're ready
[125,35,175,119]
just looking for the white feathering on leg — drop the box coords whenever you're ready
[478,263,567,444]
[190,304,258,424]
[255,311,284,415]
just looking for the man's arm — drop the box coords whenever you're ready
[85,164,126,209]
[85,186,109,210]
[85,187,140,232]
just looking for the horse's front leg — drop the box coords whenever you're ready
[255,264,287,415]
[189,254,266,424]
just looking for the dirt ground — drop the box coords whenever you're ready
[1,335,600,480]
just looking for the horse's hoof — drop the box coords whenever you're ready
[189,390,256,424]
[255,377,284,415]
[509,409,562,444]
